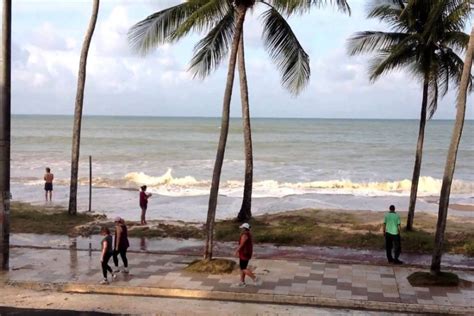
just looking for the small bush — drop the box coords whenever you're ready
[463,240,474,257]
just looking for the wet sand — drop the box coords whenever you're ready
[450,204,474,212]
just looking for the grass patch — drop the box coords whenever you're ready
[463,240,474,256]
[9,202,474,257]
[185,259,236,274]
[407,271,459,287]
[213,209,474,256]
[128,223,204,239]
[11,202,96,236]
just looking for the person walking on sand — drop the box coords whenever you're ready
[44,167,54,201]
[383,205,403,264]
[139,185,152,225]
[99,227,116,284]
[234,223,259,287]
[113,217,130,274]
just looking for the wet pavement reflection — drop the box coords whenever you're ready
[10,233,474,270]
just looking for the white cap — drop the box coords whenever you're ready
[239,223,250,230]
[114,216,122,222]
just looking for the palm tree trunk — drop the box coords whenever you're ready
[237,29,253,222]
[204,6,247,260]
[0,0,11,271]
[430,27,474,275]
[406,75,429,231]
[68,0,100,215]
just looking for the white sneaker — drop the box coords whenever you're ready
[112,273,117,280]
[99,278,109,285]
[123,268,129,274]
[253,277,260,286]
[237,282,246,288]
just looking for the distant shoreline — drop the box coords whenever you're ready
[11,113,473,121]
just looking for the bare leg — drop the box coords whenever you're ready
[49,191,52,201]
[240,270,245,283]
[45,191,48,201]
[243,269,256,281]
[141,207,146,225]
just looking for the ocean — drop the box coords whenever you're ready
[11,115,474,221]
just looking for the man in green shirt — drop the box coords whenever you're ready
[383,205,403,264]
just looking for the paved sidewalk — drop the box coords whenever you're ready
[1,247,473,314]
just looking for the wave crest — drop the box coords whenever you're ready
[124,169,205,187]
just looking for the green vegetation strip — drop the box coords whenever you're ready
[11,202,96,236]
[10,202,474,256]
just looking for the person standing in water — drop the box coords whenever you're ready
[139,185,152,225]
[44,167,54,201]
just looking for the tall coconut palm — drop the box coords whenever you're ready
[130,0,349,224]
[68,0,100,215]
[431,26,473,275]
[129,0,349,258]
[348,0,472,231]
[130,0,252,259]
[0,0,11,270]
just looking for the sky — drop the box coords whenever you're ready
[7,0,474,119]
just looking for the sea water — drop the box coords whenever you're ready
[11,115,474,221]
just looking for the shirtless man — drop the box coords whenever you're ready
[44,167,54,201]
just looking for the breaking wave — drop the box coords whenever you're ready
[19,169,473,197]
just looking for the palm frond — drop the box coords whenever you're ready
[368,43,417,81]
[269,0,351,16]
[188,9,236,79]
[348,31,409,55]
[427,76,439,119]
[128,1,203,55]
[173,0,232,41]
[442,31,470,52]
[261,7,310,95]
[367,2,405,29]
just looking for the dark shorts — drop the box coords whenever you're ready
[239,259,249,270]
[45,183,53,191]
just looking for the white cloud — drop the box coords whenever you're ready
[8,0,473,120]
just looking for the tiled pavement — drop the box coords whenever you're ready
[1,247,473,314]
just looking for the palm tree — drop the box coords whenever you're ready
[130,0,350,223]
[129,0,349,259]
[0,0,11,270]
[348,0,471,231]
[431,26,473,275]
[68,0,100,215]
[130,0,252,259]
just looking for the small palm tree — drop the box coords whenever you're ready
[348,0,472,231]
[69,0,100,215]
[431,26,473,275]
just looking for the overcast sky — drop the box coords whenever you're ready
[8,0,474,119]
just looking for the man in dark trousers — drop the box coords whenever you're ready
[383,205,403,264]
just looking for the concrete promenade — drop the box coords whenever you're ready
[1,247,473,315]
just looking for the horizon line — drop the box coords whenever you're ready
[10,113,474,121]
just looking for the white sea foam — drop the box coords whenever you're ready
[18,167,473,198]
